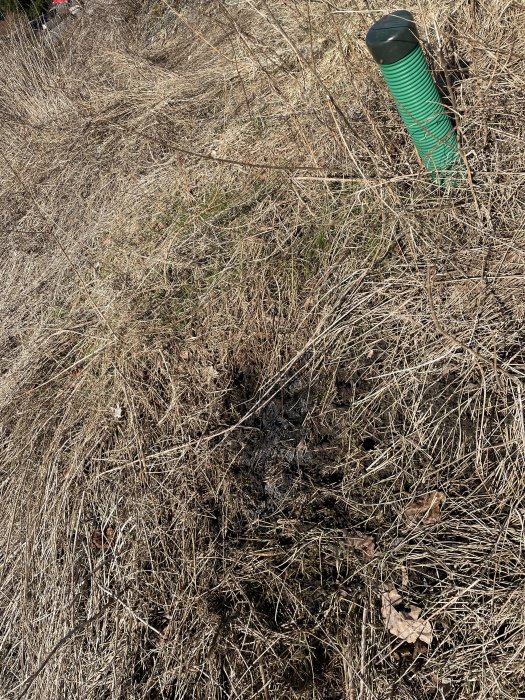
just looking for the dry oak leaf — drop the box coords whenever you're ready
[91,527,116,551]
[404,490,445,527]
[381,589,432,646]
[347,535,375,561]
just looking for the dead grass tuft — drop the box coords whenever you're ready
[1,1,525,698]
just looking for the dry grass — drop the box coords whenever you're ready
[1,1,525,698]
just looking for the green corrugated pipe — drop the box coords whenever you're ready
[366,10,463,186]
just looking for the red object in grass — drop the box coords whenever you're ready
[51,0,68,4]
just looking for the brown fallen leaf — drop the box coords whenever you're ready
[393,637,428,662]
[324,534,375,569]
[91,527,116,551]
[404,490,445,527]
[429,673,452,696]
[347,535,375,561]
[381,588,432,646]
[412,637,429,659]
